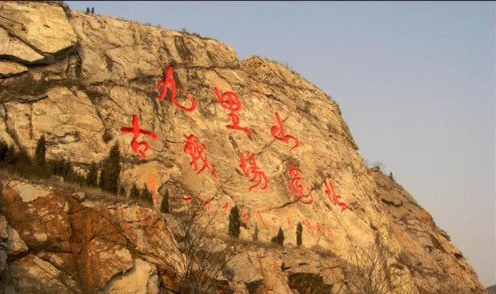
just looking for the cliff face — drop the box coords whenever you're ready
[0,2,486,294]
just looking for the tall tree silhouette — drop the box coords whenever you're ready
[99,143,121,194]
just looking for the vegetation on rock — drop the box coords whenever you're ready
[271,227,285,246]
[228,206,241,238]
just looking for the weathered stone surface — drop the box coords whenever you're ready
[0,2,487,294]
[0,60,28,77]
[104,259,159,294]
[0,2,76,56]
[2,180,72,251]
[110,205,181,268]
[7,254,81,294]
[0,27,44,64]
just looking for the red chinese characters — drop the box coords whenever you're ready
[324,225,333,241]
[203,197,215,213]
[156,66,196,112]
[183,134,218,178]
[303,220,315,237]
[271,112,299,151]
[222,202,231,213]
[182,195,193,205]
[256,211,267,227]
[239,151,268,191]
[120,115,158,159]
[316,223,323,237]
[324,180,348,211]
[287,218,294,230]
[214,88,252,135]
[241,209,251,221]
[287,164,314,204]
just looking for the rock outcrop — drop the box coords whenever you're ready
[0,2,486,294]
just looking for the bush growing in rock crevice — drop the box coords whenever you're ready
[99,143,121,194]
[296,222,303,246]
[271,227,284,246]
[229,206,241,238]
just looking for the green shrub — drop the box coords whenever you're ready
[296,222,303,246]
[141,187,153,204]
[130,185,140,200]
[160,189,170,213]
[34,135,46,167]
[99,143,121,194]
[0,140,8,162]
[86,163,98,187]
[271,227,284,246]
[228,206,241,238]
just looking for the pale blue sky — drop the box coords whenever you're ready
[68,1,495,286]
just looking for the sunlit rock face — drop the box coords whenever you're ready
[0,2,486,294]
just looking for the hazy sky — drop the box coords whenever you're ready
[68,1,495,286]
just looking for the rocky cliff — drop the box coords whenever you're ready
[0,2,487,294]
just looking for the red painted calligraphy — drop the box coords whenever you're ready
[324,180,348,211]
[181,195,193,205]
[287,164,314,204]
[203,197,215,213]
[120,115,158,159]
[303,220,315,237]
[239,151,268,191]
[214,88,252,135]
[316,223,323,237]
[271,112,299,151]
[256,211,267,227]
[287,218,294,230]
[324,225,333,241]
[222,202,231,213]
[241,209,251,221]
[155,66,196,112]
[183,134,218,178]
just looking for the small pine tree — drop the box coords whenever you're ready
[34,135,46,167]
[296,222,303,246]
[141,187,153,203]
[85,7,90,14]
[271,227,285,246]
[228,206,241,238]
[252,225,259,242]
[0,140,8,162]
[5,144,17,164]
[86,163,98,187]
[63,160,71,179]
[99,143,121,194]
[130,185,140,200]
[160,189,170,213]
[16,149,31,165]
[91,7,94,14]
[50,159,66,176]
